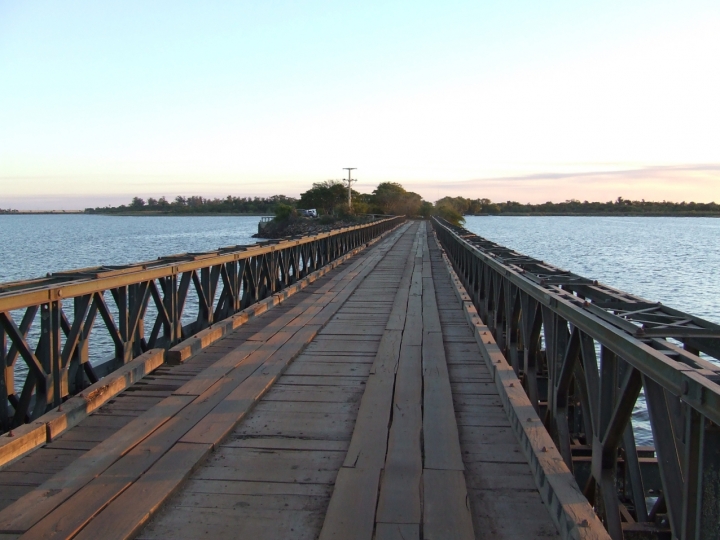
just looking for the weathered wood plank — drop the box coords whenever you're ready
[422,469,474,540]
[375,523,419,540]
[263,385,363,403]
[341,373,395,469]
[318,467,381,540]
[179,325,322,446]
[187,448,344,484]
[422,331,465,471]
[73,442,212,540]
[222,437,347,452]
[376,343,422,525]
[171,340,263,396]
[285,360,371,377]
[139,506,322,540]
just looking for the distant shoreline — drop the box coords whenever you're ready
[468,212,720,217]
[1,211,271,217]
[2,211,718,218]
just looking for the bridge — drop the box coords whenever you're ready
[0,217,719,539]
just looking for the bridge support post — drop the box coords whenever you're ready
[0,330,8,430]
[683,410,720,539]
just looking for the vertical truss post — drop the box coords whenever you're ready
[0,329,8,430]
[683,410,720,539]
[73,295,90,392]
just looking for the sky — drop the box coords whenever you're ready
[1,0,719,209]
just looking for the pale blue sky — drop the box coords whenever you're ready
[1,1,718,208]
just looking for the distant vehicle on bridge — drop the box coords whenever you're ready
[298,208,317,217]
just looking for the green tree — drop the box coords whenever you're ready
[299,181,350,215]
[434,202,465,226]
[372,182,423,216]
[130,197,145,209]
[419,201,433,218]
[274,203,296,221]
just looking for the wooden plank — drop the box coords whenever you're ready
[402,294,423,347]
[341,373,395,469]
[42,440,96,451]
[304,340,377,353]
[384,256,414,331]
[371,329,402,374]
[422,278,442,331]
[138,505,321,540]
[73,442,213,540]
[179,325,321,447]
[234,411,355,440]
[46,425,120,443]
[279,375,366,387]
[463,461,540,491]
[456,411,513,427]
[375,523,419,540]
[172,340,263,396]
[423,469,474,540]
[166,490,329,512]
[264,385,363,403]
[22,355,274,540]
[223,437,347,452]
[181,478,329,497]
[0,395,193,534]
[376,344,422,525]
[422,331,464,471]
[192,448,343,484]
[0,471,52,485]
[286,359,372,379]
[318,467,381,540]
[250,400,356,415]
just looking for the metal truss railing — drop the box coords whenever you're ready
[432,217,720,540]
[0,216,404,431]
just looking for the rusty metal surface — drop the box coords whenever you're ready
[0,217,404,432]
[432,217,720,540]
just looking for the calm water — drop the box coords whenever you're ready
[463,216,720,445]
[463,216,720,325]
[0,214,263,283]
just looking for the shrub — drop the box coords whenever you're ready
[435,203,465,226]
[274,203,296,222]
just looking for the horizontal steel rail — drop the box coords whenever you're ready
[432,217,720,540]
[0,216,404,431]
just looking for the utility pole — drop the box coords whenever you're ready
[343,168,357,213]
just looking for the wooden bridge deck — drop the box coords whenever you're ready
[0,222,559,539]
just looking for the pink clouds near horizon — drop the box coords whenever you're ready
[0,164,718,210]
[404,164,720,204]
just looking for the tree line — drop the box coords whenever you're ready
[84,195,297,215]
[435,196,720,215]
[83,187,719,223]
[83,183,440,218]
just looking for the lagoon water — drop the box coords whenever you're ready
[463,215,720,445]
[462,216,720,326]
[0,214,263,283]
[1,214,718,445]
